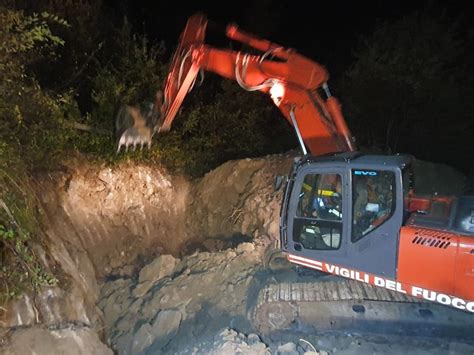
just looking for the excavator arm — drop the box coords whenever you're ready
[117,13,356,156]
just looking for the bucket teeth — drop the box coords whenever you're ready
[116,126,154,153]
[115,100,161,154]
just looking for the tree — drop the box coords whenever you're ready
[0,6,76,167]
[341,7,474,172]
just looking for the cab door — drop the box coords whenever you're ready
[347,168,403,278]
[284,166,350,267]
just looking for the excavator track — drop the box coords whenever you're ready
[252,278,474,341]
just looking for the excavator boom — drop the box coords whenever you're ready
[117,13,356,156]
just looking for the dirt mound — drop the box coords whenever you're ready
[184,154,294,253]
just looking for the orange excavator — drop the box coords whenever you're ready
[117,13,474,334]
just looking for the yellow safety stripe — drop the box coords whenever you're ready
[319,189,339,196]
[302,183,339,197]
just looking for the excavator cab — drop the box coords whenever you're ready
[282,153,474,310]
[281,153,408,279]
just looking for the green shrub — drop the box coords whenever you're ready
[0,7,66,304]
[0,7,78,169]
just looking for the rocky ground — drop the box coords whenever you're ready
[97,236,271,354]
[97,234,474,354]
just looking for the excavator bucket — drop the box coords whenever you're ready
[115,91,163,152]
[115,13,207,152]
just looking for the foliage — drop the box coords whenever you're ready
[158,80,295,176]
[0,7,66,304]
[341,7,474,171]
[68,20,166,161]
[0,7,78,169]
[15,0,106,102]
[0,149,58,304]
[84,22,295,176]
[0,224,58,303]
[0,10,67,53]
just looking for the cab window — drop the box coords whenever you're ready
[352,170,395,242]
[293,173,342,250]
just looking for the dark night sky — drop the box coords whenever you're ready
[116,0,473,79]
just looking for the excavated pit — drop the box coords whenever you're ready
[41,154,291,277]
[2,153,473,354]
